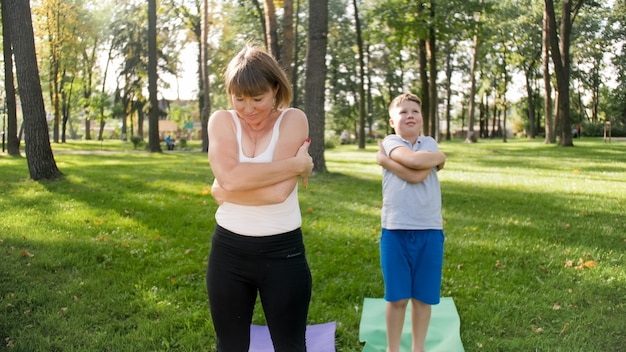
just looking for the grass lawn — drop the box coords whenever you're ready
[1,138,625,351]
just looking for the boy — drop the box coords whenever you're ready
[376,93,446,352]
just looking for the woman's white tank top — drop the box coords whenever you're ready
[214,109,301,236]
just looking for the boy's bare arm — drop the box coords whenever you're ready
[377,147,431,184]
[388,146,446,170]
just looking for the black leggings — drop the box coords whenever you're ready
[206,224,312,352]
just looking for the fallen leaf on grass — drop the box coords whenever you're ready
[201,188,211,196]
[575,259,597,270]
[560,322,570,335]
[553,303,561,310]
[5,337,14,348]
[306,207,314,213]
[21,249,33,258]
[531,325,544,333]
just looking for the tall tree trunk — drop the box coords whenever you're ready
[292,0,302,107]
[6,0,62,180]
[280,0,294,81]
[542,1,555,144]
[200,0,211,152]
[305,0,328,173]
[524,64,536,138]
[466,20,479,143]
[444,42,453,141]
[147,0,161,152]
[263,0,279,59]
[418,39,430,136]
[427,1,438,140]
[544,0,575,147]
[1,0,20,156]
[353,0,366,149]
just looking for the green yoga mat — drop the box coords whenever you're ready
[359,297,465,352]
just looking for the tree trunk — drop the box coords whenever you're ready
[200,0,211,152]
[280,0,294,80]
[292,0,302,107]
[466,21,479,143]
[444,42,453,141]
[524,64,536,138]
[542,1,555,144]
[427,1,438,140]
[353,0,366,149]
[305,0,328,173]
[418,39,429,137]
[544,0,574,146]
[147,0,161,152]
[1,0,21,156]
[263,0,279,59]
[6,0,62,180]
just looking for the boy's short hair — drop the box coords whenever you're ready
[388,93,422,115]
[224,44,292,108]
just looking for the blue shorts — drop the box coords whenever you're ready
[380,229,444,305]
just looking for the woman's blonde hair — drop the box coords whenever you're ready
[224,45,292,109]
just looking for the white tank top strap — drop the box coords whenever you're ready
[229,108,292,162]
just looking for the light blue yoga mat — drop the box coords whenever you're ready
[359,297,464,352]
[249,322,336,352]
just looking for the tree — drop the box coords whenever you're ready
[465,11,481,143]
[199,0,212,152]
[543,0,555,143]
[305,0,328,173]
[544,0,587,147]
[1,0,20,156]
[5,0,62,180]
[147,0,161,152]
[353,0,367,149]
[263,0,279,58]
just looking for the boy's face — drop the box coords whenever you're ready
[389,100,423,138]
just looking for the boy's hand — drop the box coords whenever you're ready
[376,141,389,167]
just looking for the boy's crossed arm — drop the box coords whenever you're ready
[377,143,445,184]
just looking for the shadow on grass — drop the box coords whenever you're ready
[2,145,625,351]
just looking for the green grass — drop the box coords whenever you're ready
[1,138,625,351]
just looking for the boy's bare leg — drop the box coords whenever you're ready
[411,298,431,352]
[386,299,409,352]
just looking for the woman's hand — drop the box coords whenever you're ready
[297,138,314,188]
[211,179,225,205]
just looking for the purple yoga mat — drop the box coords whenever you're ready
[249,322,336,352]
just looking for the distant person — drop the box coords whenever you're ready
[206,44,314,352]
[376,93,446,352]
[165,135,176,150]
[340,129,350,144]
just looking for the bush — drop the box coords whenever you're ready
[130,135,144,149]
[581,121,626,138]
[178,137,188,149]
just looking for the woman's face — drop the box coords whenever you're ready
[231,88,276,123]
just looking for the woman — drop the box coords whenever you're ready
[206,45,314,352]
